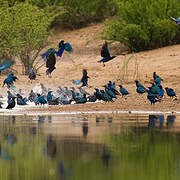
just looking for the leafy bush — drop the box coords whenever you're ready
[104,0,180,51]
[0,2,53,74]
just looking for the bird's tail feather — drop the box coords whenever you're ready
[72,80,82,85]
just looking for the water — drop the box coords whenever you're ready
[0,113,180,180]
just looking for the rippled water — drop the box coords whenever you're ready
[0,113,180,180]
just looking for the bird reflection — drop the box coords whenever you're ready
[48,116,52,123]
[12,115,16,124]
[108,117,113,124]
[58,161,65,180]
[44,135,57,158]
[148,115,164,130]
[4,134,17,145]
[0,144,12,160]
[166,115,176,128]
[96,116,105,123]
[82,118,88,138]
[38,116,46,123]
[58,161,72,180]
[102,145,111,168]
[29,127,37,136]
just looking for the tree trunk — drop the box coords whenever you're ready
[20,54,32,75]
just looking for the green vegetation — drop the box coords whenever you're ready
[0,0,180,74]
[103,0,180,51]
[0,1,53,74]
[0,0,115,74]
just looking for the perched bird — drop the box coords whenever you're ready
[135,80,146,94]
[108,81,120,95]
[165,87,177,99]
[40,83,48,96]
[37,94,47,105]
[100,90,114,102]
[63,87,72,98]
[136,86,146,94]
[0,58,14,74]
[16,94,27,105]
[88,94,97,102]
[75,94,87,104]
[170,17,180,24]
[146,90,159,105]
[154,77,162,85]
[6,97,16,109]
[71,87,82,101]
[59,95,73,105]
[119,85,129,96]
[47,91,59,105]
[3,73,18,88]
[34,97,40,106]
[28,68,36,81]
[98,41,116,66]
[158,85,164,99]
[28,90,36,102]
[153,72,163,81]
[135,80,146,89]
[148,83,161,95]
[104,85,117,99]
[46,52,56,77]
[94,88,102,100]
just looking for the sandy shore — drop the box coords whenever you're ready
[0,23,179,113]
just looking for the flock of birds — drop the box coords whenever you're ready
[0,69,178,110]
[0,16,179,110]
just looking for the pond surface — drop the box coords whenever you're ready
[0,113,180,180]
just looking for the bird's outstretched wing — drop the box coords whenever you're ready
[64,42,73,52]
[170,17,177,22]
[101,41,110,58]
[41,48,56,59]
[56,47,64,57]
[72,80,82,85]
[0,59,14,71]
[170,17,180,24]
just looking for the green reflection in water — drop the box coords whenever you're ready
[0,115,179,180]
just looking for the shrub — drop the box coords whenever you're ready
[104,0,180,51]
[0,2,53,74]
